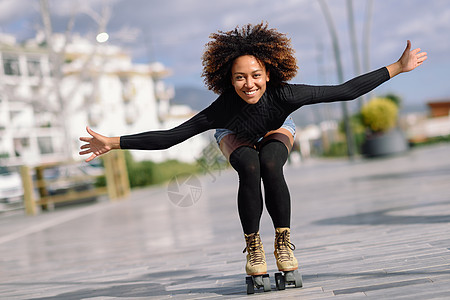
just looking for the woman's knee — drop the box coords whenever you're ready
[229,146,260,176]
[260,158,281,177]
[259,141,288,175]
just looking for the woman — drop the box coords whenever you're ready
[79,23,427,277]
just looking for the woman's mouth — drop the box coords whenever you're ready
[244,89,259,96]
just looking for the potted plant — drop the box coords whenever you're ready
[360,96,409,157]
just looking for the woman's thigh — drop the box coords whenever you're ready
[218,134,255,160]
[259,128,294,153]
[215,116,296,159]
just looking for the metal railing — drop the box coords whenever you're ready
[20,151,130,215]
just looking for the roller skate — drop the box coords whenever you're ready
[243,232,271,294]
[273,228,303,290]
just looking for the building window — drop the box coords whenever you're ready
[9,110,21,122]
[3,55,21,76]
[38,136,54,155]
[13,138,30,157]
[27,58,42,77]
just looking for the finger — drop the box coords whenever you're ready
[93,149,104,156]
[411,48,421,55]
[80,144,91,150]
[417,51,427,58]
[418,56,428,63]
[79,145,92,152]
[86,126,99,138]
[405,40,411,51]
[79,149,92,155]
[418,55,427,62]
[79,137,92,142]
[85,154,96,162]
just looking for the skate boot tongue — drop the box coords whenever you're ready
[274,228,298,271]
[243,232,267,275]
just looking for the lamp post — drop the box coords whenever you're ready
[346,0,364,111]
[318,0,355,159]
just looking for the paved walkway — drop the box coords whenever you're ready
[0,144,449,299]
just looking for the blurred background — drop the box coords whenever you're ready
[0,0,449,212]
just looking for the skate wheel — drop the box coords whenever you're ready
[293,270,302,288]
[285,270,302,288]
[262,275,271,292]
[246,274,271,294]
[275,272,286,290]
[246,276,255,294]
[253,275,264,287]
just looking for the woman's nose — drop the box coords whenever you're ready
[245,78,254,88]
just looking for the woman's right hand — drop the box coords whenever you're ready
[79,126,120,162]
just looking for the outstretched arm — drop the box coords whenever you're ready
[386,40,427,78]
[79,103,220,161]
[79,127,120,162]
[286,40,427,108]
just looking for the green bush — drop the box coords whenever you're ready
[123,151,201,188]
[323,94,403,158]
[94,151,204,189]
[384,93,402,108]
[322,141,347,157]
[361,98,399,133]
[411,134,450,147]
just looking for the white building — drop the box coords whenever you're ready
[0,33,209,167]
[0,33,64,166]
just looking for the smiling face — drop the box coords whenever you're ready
[231,55,270,104]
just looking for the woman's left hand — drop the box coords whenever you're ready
[398,40,428,73]
[387,40,427,77]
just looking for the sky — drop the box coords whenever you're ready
[1,0,449,108]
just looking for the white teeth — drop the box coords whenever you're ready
[245,90,258,95]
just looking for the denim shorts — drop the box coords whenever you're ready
[214,116,296,146]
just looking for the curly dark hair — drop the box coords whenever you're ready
[201,22,298,94]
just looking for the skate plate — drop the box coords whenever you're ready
[245,273,271,294]
[275,270,302,290]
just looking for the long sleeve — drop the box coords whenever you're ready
[120,106,218,150]
[119,67,390,150]
[283,67,391,109]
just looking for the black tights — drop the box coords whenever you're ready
[229,141,291,234]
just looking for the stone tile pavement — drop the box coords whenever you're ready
[0,144,449,299]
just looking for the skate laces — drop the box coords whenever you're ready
[275,230,296,262]
[243,233,265,266]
